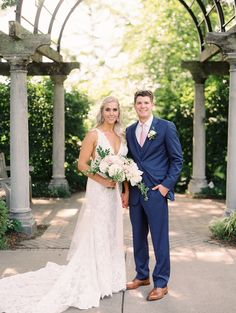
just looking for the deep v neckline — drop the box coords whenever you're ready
[96,128,122,155]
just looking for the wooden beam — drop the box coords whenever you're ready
[199,45,221,62]
[8,21,63,63]
[37,46,63,63]
[182,61,229,79]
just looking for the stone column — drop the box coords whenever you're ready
[206,32,236,213]
[225,53,236,214]
[188,77,208,193]
[0,22,51,234]
[49,75,69,192]
[8,57,36,234]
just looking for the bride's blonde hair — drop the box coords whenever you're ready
[96,96,123,137]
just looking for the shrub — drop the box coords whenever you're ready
[209,212,236,241]
[6,218,23,233]
[0,200,8,249]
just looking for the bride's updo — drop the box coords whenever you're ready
[96,96,123,137]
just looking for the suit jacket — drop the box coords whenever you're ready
[126,117,183,204]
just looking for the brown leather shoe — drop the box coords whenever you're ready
[146,287,168,301]
[126,278,150,290]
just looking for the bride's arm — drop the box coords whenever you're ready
[78,131,116,188]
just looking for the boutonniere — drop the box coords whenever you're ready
[147,129,157,140]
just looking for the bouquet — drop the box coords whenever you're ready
[89,146,149,200]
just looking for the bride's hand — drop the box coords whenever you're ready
[102,178,116,189]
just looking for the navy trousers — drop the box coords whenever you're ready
[129,189,170,288]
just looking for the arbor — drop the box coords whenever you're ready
[122,0,228,195]
[0,78,91,196]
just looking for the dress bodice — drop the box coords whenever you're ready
[93,128,128,158]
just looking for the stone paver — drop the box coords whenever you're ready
[0,193,236,313]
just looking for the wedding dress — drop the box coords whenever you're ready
[0,128,127,313]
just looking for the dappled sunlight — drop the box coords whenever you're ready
[33,209,52,219]
[2,267,19,277]
[32,198,57,205]
[76,197,86,204]
[50,220,69,226]
[170,246,236,265]
[196,250,235,264]
[127,289,145,299]
[56,209,78,218]
[168,289,183,299]
[126,247,134,253]
[169,231,180,237]
[171,249,195,262]
[43,233,60,240]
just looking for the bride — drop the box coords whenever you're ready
[0,96,129,313]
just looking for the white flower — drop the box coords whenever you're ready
[130,174,142,186]
[123,159,143,185]
[89,146,149,200]
[147,129,157,140]
[99,158,110,173]
[208,181,214,189]
[108,163,124,178]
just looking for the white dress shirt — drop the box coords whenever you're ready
[135,115,153,145]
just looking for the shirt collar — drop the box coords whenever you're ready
[139,115,153,128]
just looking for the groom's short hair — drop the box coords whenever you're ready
[134,90,154,103]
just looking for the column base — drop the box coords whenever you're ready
[49,178,70,196]
[188,177,208,194]
[9,210,37,236]
[224,208,232,217]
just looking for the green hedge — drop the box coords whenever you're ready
[0,78,91,196]
[154,76,228,197]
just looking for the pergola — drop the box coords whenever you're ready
[0,0,236,234]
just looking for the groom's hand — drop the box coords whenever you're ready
[152,184,169,197]
[121,192,129,209]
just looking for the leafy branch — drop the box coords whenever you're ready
[1,0,18,9]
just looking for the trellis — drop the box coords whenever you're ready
[0,0,236,234]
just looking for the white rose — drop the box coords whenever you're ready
[99,159,109,173]
[130,175,142,186]
[108,164,123,177]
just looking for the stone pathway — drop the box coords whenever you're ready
[1,193,236,313]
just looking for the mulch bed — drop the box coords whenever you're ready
[5,224,49,249]
[207,237,236,248]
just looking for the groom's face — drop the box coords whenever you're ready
[134,96,154,121]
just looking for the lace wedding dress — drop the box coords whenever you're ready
[0,128,127,313]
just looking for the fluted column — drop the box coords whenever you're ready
[8,57,36,234]
[49,75,69,192]
[188,77,208,193]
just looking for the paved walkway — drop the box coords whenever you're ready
[0,193,236,313]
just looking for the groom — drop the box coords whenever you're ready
[125,90,183,301]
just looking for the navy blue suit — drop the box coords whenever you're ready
[126,117,183,288]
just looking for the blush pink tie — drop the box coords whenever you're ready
[139,124,146,147]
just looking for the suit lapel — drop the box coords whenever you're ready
[141,117,159,156]
[130,122,142,157]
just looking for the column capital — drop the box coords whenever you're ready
[51,75,67,85]
[181,61,208,83]
[226,53,236,72]
[5,55,30,72]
